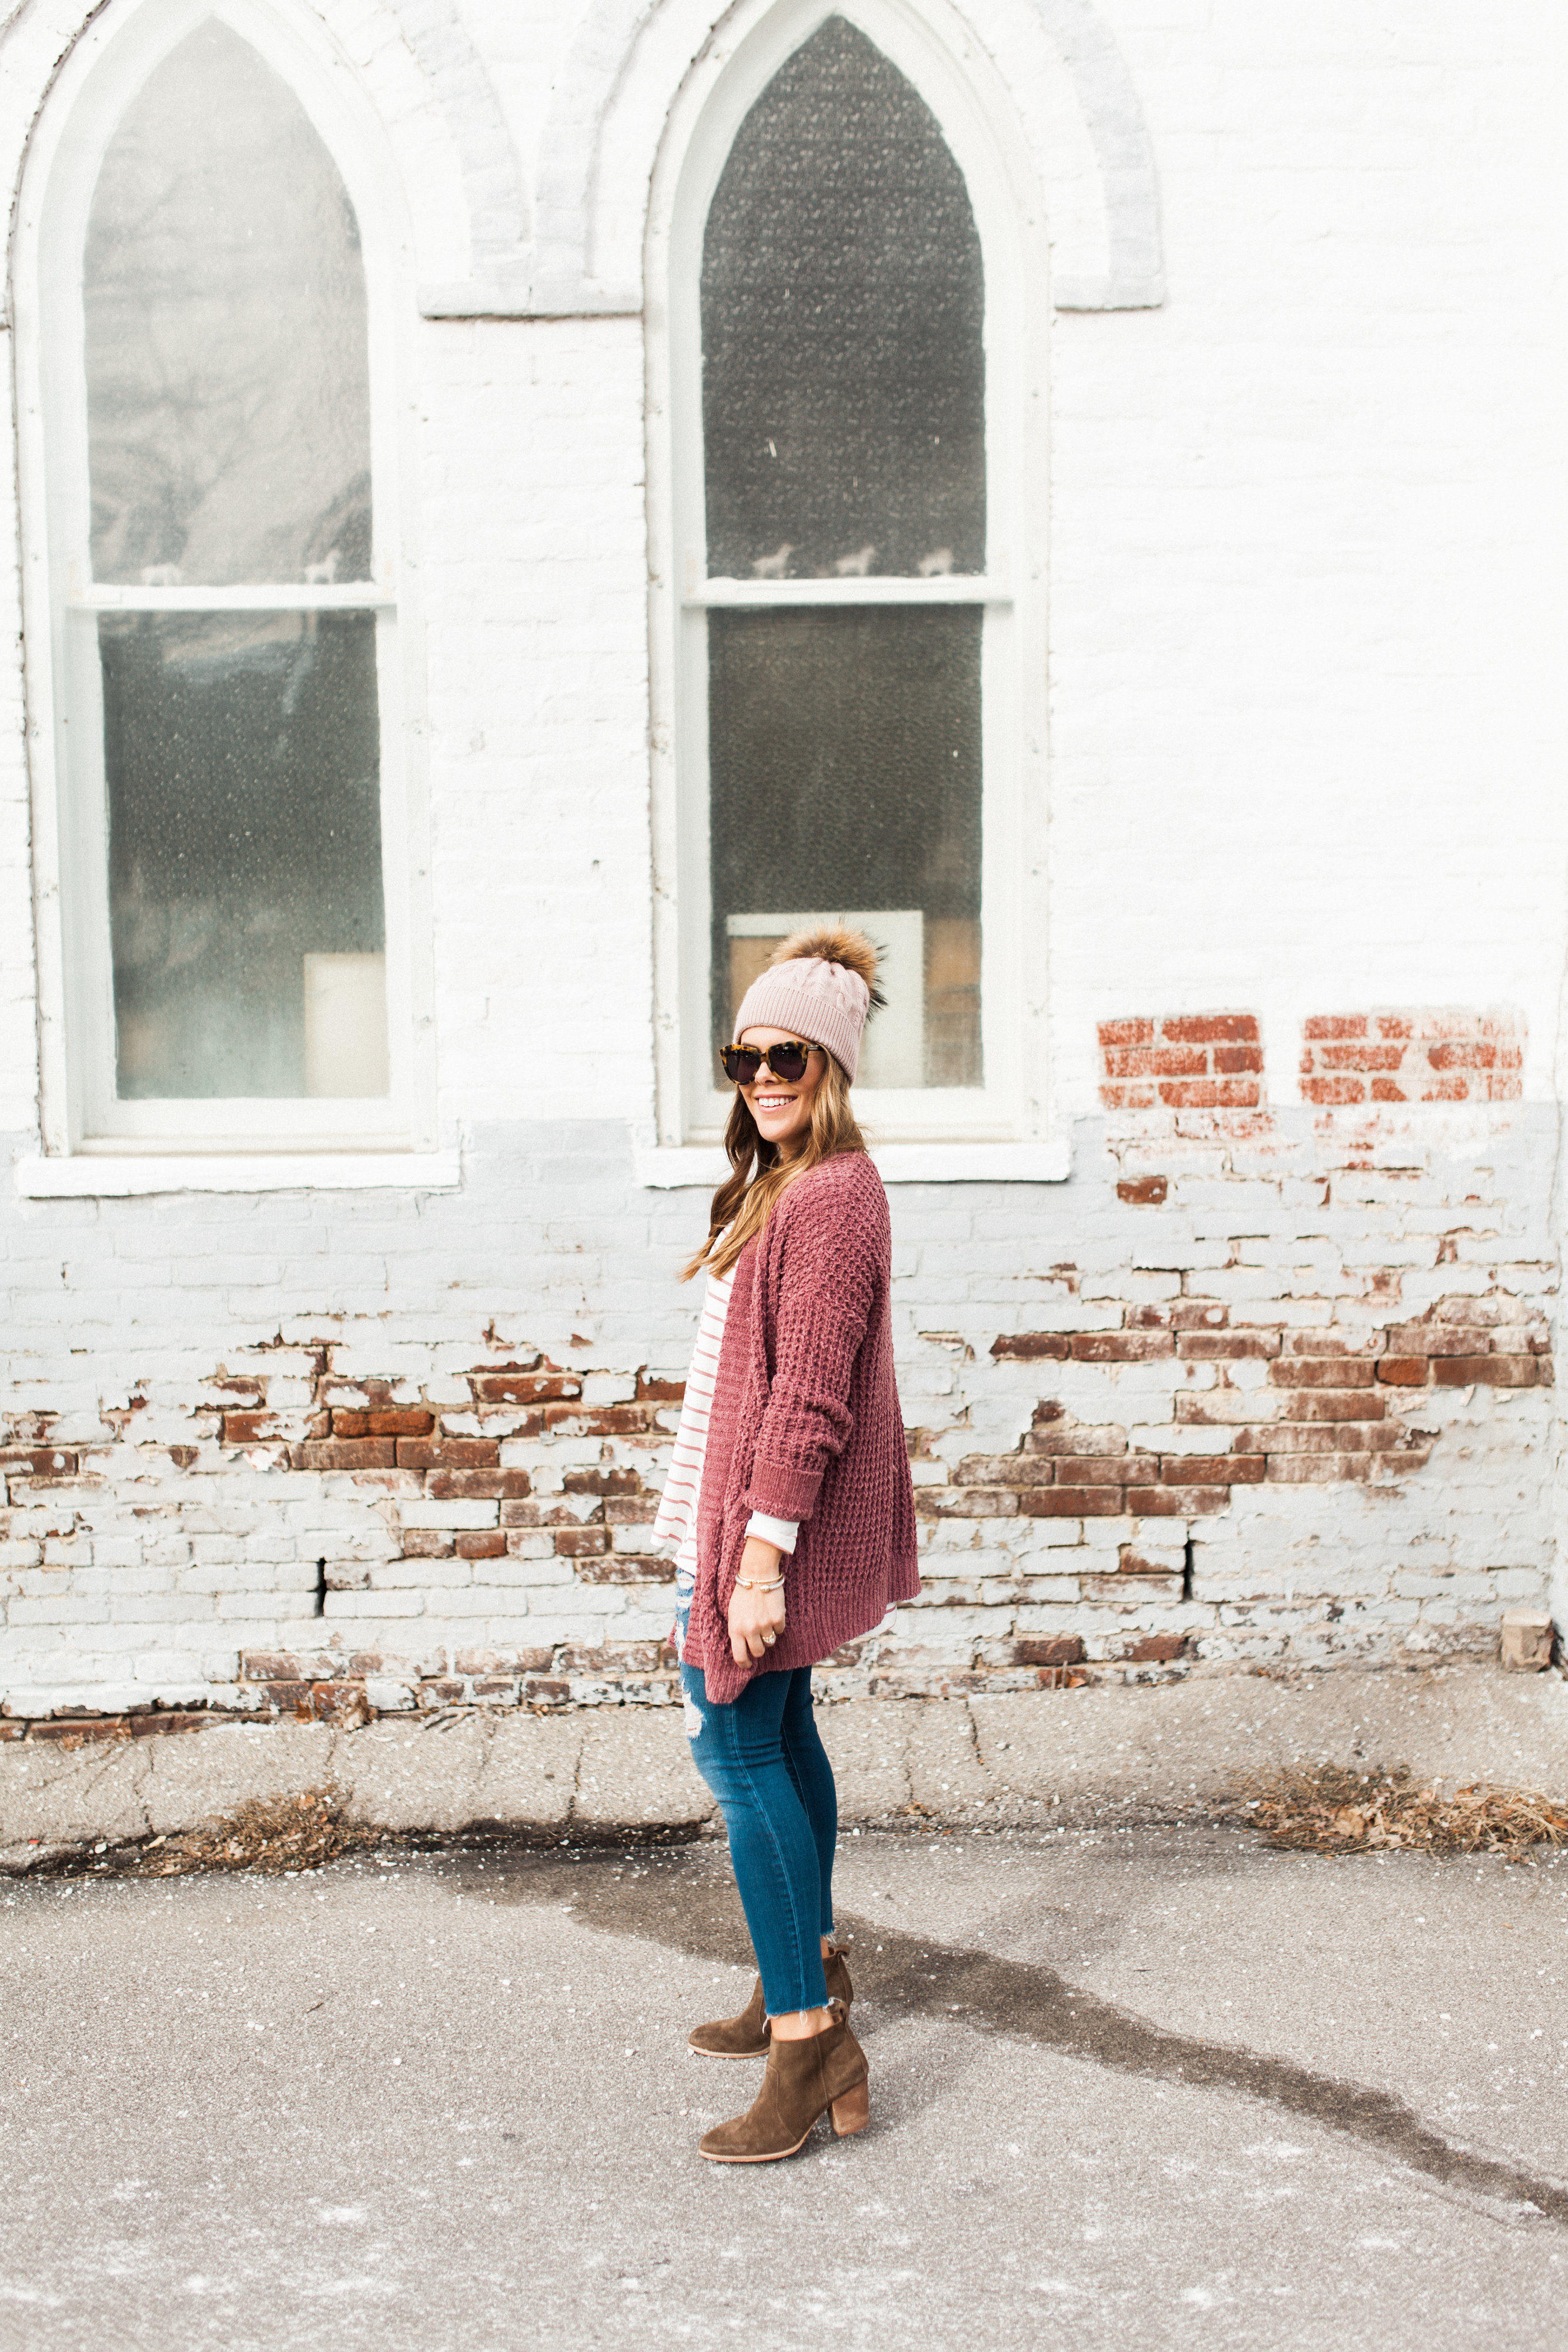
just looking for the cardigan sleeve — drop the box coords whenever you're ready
[744,1168,885,1524]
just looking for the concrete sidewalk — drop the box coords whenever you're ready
[3,1819,1567,2348]
[4,1663,1568,1865]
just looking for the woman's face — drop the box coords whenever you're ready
[737,1025,828,1155]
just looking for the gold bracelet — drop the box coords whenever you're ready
[735,1574,786,1591]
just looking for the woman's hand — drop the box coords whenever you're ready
[728,1536,786,1665]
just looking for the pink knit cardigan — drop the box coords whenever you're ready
[683,1150,920,1705]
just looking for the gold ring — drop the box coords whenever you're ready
[763,1631,777,1646]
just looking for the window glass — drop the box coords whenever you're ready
[101,612,386,1098]
[701,15,985,582]
[708,608,981,1087]
[84,21,371,587]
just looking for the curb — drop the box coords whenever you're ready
[4,1663,1567,1870]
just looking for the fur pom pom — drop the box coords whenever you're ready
[767,923,887,1012]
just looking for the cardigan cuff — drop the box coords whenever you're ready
[744,1509,798,1555]
[745,1456,823,1521]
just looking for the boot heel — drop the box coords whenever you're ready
[830,2080,869,2137]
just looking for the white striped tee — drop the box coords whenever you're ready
[654,1264,796,1601]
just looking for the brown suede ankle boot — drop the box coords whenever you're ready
[688,1946,854,2058]
[697,2009,869,2163]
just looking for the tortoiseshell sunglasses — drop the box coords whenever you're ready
[720,1040,823,1086]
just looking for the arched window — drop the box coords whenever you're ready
[18,2,424,1153]
[648,4,1048,1155]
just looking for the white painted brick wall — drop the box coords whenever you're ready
[1,2,1564,1713]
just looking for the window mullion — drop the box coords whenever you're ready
[687,576,1005,610]
[69,584,396,614]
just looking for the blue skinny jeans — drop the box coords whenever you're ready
[681,1658,837,2017]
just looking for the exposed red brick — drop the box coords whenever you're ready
[1178,1332,1280,1360]
[1019,1487,1125,1517]
[577,1556,676,1583]
[1433,1355,1539,1387]
[1071,1332,1175,1363]
[1377,1358,1430,1385]
[1014,1636,1085,1668]
[425,1470,533,1501]
[1099,1015,1265,1111]
[1025,1424,1132,1459]
[455,1531,507,1559]
[402,1531,453,1558]
[1104,1046,1207,1079]
[604,1496,659,1525]
[28,1716,133,1745]
[1158,1077,1261,1110]
[917,1486,1019,1518]
[1161,1454,1266,1484]
[562,1468,644,1495]
[1068,1454,1161,1485]
[1316,1041,1403,1073]
[1162,1015,1259,1046]
[1269,1359,1378,1389]
[332,1408,434,1437]
[292,1439,397,1471]
[554,1526,610,1556]
[1300,1010,1524,1104]
[543,1405,666,1436]
[240,1652,298,1681]
[990,1333,1072,1361]
[1,1445,79,1475]
[1282,1392,1388,1422]
[1122,1634,1188,1662]
[503,1501,599,1528]
[1116,1175,1168,1205]
[954,1455,1058,1486]
[396,1438,500,1469]
[1171,1301,1229,1331]
[219,1414,276,1447]
[636,1372,686,1402]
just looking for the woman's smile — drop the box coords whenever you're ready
[738,1025,825,1153]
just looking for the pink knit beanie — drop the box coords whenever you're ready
[732,924,882,1083]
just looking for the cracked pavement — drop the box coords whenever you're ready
[4,1822,1567,2348]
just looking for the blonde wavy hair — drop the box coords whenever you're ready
[682,926,880,1284]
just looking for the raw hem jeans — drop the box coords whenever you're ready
[681,1657,837,2017]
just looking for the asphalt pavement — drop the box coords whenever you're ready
[3,1819,1567,2348]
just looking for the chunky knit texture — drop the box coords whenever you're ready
[684,1151,920,1705]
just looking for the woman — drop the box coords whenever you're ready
[653,926,920,2163]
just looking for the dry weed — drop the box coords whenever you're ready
[1238,1763,1568,1863]
[135,1789,374,1877]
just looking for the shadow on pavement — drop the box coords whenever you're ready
[468,1838,1568,2229]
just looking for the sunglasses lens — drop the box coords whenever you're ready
[721,1047,762,1084]
[770,1045,808,1082]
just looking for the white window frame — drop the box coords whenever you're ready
[14,0,435,1157]
[645,0,1051,1155]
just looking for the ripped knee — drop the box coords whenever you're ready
[683,1692,706,1742]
